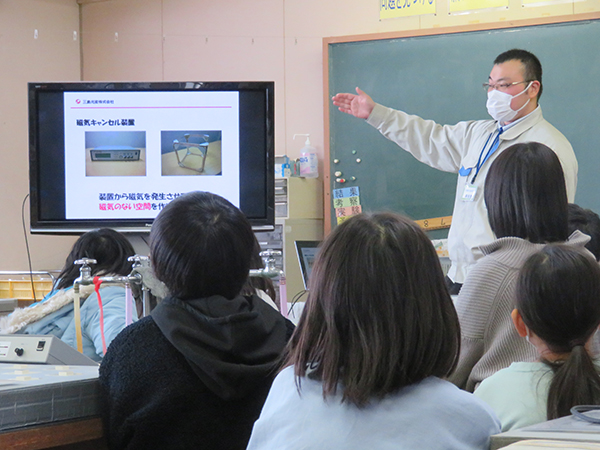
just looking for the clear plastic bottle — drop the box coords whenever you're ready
[293,134,318,178]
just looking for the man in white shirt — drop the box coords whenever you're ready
[332,49,577,293]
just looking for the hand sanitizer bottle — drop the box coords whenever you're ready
[293,134,318,178]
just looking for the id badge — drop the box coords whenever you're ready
[461,183,478,202]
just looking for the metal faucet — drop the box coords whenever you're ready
[249,249,283,279]
[73,257,143,289]
[73,258,97,294]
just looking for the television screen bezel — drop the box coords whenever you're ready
[28,81,275,234]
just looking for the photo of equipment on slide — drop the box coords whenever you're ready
[85,131,147,177]
[161,130,222,176]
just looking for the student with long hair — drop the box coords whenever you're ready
[0,228,135,361]
[475,244,600,430]
[247,213,500,450]
[99,192,294,450]
[449,142,590,392]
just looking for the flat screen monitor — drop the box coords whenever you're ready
[28,81,275,233]
[295,240,321,290]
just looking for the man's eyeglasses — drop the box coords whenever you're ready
[482,80,531,91]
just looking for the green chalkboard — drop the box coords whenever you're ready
[327,15,600,238]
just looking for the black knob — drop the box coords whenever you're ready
[14,348,24,357]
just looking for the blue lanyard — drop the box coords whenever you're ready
[471,127,504,184]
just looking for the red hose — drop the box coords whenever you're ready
[92,276,107,355]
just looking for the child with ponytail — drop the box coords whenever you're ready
[474,244,600,431]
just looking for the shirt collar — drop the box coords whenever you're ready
[499,105,540,130]
[498,105,544,141]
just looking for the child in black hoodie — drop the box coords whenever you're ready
[99,191,294,450]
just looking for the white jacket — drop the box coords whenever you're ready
[366,105,577,283]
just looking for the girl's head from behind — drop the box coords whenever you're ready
[516,244,600,356]
[516,244,600,419]
[485,142,568,243]
[57,228,135,290]
[287,213,460,406]
[150,191,255,300]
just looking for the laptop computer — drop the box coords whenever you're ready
[294,240,321,290]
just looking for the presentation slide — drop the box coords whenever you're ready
[63,91,240,220]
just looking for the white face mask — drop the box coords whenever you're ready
[486,81,533,123]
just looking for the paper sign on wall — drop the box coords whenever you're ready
[380,0,436,19]
[521,0,569,6]
[333,186,362,225]
[449,0,508,14]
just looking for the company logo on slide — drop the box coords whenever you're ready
[74,99,115,106]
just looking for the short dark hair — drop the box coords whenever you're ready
[150,191,255,300]
[56,228,135,290]
[485,142,568,243]
[285,213,460,407]
[568,204,600,261]
[494,49,543,100]
[517,244,600,419]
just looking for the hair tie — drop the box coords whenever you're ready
[570,341,586,350]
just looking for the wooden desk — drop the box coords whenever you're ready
[0,417,107,450]
[0,365,103,450]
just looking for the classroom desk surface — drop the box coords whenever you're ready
[491,413,600,449]
[0,364,106,449]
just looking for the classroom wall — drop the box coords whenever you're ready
[0,0,80,271]
[79,0,600,163]
[78,0,600,247]
[2,0,599,272]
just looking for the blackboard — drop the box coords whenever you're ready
[325,13,600,238]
